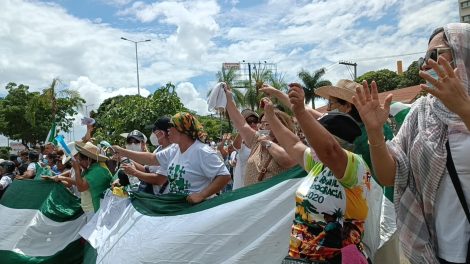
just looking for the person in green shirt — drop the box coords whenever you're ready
[73,142,112,218]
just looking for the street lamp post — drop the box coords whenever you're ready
[121,37,151,96]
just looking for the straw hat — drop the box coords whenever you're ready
[75,141,108,162]
[315,79,362,104]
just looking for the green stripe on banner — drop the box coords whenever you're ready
[0,239,84,264]
[131,165,307,216]
[0,180,83,222]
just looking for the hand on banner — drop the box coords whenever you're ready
[187,192,206,204]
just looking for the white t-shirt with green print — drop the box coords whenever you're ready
[155,140,230,195]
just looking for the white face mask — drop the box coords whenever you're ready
[150,132,159,146]
[329,108,340,113]
[126,143,142,152]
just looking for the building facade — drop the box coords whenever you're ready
[460,0,470,23]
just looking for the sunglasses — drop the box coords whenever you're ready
[418,47,452,70]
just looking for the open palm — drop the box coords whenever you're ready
[352,81,392,131]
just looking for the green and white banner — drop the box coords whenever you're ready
[80,167,307,264]
[0,165,395,263]
[0,180,86,264]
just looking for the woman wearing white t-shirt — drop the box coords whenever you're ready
[114,112,231,204]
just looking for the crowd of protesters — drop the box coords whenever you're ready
[0,23,469,264]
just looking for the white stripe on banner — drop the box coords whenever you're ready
[81,178,303,264]
[0,205,86,256]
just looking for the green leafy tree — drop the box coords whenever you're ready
[298,68,332,109]
[397,60,426,88]
[92,83,186,144]
[356,69,400,92]
[0,81,84,145]
[197,114,230,142]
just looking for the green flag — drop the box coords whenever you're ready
[45,122,58,145]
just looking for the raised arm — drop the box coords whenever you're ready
[352,81,396,186]
[288,84,347,179]
[261,98,307,169]
[223,84,257,148]
[113,146,159,166]
[260,84,323,119]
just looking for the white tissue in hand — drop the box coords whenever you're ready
[207,82,227,112]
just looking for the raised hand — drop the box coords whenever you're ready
[259,84,278,97]
[287,83,306,114]
[222,82,233,100]
[352,81,392,132]
[260,97,275,117]
[419,56,470,118]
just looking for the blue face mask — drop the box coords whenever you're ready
[426,69,439,89]
[42,158,49,165]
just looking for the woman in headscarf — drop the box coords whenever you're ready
[113,112,231,204]
[353,23,470,264]
[223,84,296,187]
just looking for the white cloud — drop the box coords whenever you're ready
[0,0,461,145]
[175,82,210,116]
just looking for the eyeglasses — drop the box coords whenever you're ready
[418,47,452,70]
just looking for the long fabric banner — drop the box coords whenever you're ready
[0,165,395,263]
[0,180,86,264]
[80,166,307,263]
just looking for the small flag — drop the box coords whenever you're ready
[45,122,58,145]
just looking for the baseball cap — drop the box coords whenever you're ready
[126,130,146,142]
[152,117,172,132]
[317,112,361,144]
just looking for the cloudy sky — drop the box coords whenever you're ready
[0,0,459,145]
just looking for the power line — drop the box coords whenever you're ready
[351,51,423,62]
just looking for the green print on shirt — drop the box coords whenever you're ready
[168,163,191,194]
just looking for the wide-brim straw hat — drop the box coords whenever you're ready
[315,79,362,104]
[75,141,108,162]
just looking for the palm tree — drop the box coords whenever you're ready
[26,78,84,128]
[207,67,245,108]
[245,63,272,111]
[298,68,332,109]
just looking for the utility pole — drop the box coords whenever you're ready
[339,61,358,80]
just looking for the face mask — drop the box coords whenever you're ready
[126,143,142,152]
[17,157,23,163]
[426,69,439,89]
[330,108,340,113]
[42,158,49,165]
[150,132,159,146]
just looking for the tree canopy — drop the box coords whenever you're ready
[355,60,424,92]
[0,80,84,146]
[92,83,187,144]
